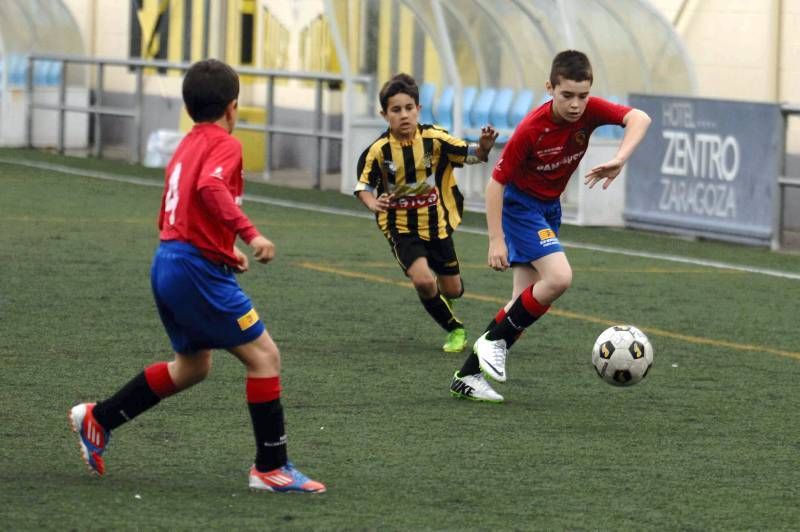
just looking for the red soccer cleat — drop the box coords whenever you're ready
[68,403,110,476]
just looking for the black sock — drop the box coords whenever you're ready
[459,351,481,376]
[460,298,539,378]
[486,293,544,344]
[420,291,462,332]
[93,372,162,431]
[506,331,523,349]
[484,316,523,349]
[458,312,517,377]
[249,399,288,472]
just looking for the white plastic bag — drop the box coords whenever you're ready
[144,129,184,168]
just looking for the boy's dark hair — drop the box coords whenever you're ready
[549,50,593,87]
[182,59,240,123]
[378,73,419,112]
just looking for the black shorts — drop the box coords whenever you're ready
[387,234,461,276]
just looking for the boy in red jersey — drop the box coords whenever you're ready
[450,50,652,402]
[68,59,325,493]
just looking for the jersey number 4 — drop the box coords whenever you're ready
[164,163,181,225]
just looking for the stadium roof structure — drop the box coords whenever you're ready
[325,0,696,137]
[0,0,85,88]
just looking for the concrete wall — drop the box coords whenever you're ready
[648,0,800,233]
[60,0,800,231]
[65,1,800,141]
[649,0,800,153]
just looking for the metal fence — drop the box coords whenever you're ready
[21,54,800,250]
[25,54,373,188]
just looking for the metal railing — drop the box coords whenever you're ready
[774,103,800,250]
[25,54,373,188]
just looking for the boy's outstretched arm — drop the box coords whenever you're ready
[476,126,499,161]
[585,108,652,189]
[466,126,499,164]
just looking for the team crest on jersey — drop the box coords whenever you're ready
[421,152,432,169]
[383,160,397,175]
[574,130,587,146]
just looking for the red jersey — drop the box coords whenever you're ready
[492,96,631,200]
[158,123,259,267]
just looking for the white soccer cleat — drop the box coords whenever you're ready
[450,371,504,403]
[474,332,508,382]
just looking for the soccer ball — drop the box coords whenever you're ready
[591,325,654,386]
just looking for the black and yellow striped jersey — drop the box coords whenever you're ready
[355,124,469,241]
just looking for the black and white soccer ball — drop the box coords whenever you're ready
[591,325,654,386]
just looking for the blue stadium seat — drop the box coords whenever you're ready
[5,55,15,84]
[434,86,454,130]
[593,125,616,138]
[433,86,477,132]
[460,86,478,130]
[419,82,436,124]
[8,54,27,86]
[47,61,63,86]
[490,88,514,129]
[33,60,49,85]
[594,95,625,139]
[467,87,497,140]
[490,88,514,142]
[509,89,535,126]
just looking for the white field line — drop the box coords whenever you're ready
[3,156,799,281]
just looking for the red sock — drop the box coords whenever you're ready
[246,376,281,403]
[520,285,550,317]
[486,284,549,344]
[144,362,177,398]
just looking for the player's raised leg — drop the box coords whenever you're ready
[69,351,209,476]
[229,330,325,494]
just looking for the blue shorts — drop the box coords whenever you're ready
[502,184,564,264]
[150,241,265,354]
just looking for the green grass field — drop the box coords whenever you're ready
[1,148,799,530]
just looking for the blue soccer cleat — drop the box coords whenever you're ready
[249,462,326,493]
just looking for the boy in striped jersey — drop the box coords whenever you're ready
[355,73,498,356]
